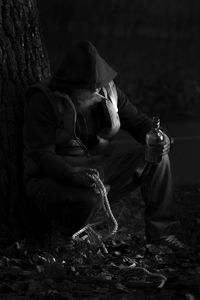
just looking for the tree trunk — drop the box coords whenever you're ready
[0,0,51,242]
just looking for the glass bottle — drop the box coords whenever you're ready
[145,116,165,164]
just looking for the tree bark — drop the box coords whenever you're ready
[0,0,50,242]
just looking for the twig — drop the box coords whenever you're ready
[121,263,167,289]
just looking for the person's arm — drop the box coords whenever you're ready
[117,86,172,156]
[117,87,152,144]
[24,90,101,187]
[24,90,75,182]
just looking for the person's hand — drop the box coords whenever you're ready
[160,132,171,156]
[148,132,171,158]
[71,166,100,187]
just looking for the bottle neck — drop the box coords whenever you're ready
[153,125,160,131]
[152,116,160,130]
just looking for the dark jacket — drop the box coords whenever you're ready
[23,41,152,185]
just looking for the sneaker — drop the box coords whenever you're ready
[155,235,188,251]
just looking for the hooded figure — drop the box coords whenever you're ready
[23,41,184,249]
[50,41,117,91]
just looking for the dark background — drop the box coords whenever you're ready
[38,0,200,120]
[37,0,200,184]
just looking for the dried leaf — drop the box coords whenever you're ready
[44,262,66,280]
[115,282,130,293]
[186,293,195,300]
[71,266,76,272]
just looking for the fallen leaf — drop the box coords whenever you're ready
[115,282,130,293]
[186,293,195,300]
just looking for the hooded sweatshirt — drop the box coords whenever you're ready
[49,41,117,91]
[23,41,152,187]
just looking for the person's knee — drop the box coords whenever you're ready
[160,154,171,169]
[154,154,172,182]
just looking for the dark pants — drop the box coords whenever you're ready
[26,141,178,241]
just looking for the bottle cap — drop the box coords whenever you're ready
[152,116,160,128]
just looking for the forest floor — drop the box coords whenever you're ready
[0,184,200,300]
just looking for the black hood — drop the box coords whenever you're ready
[49,41,117,91]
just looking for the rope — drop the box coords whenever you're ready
[72,173,118,243]
[71,173,167,289]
